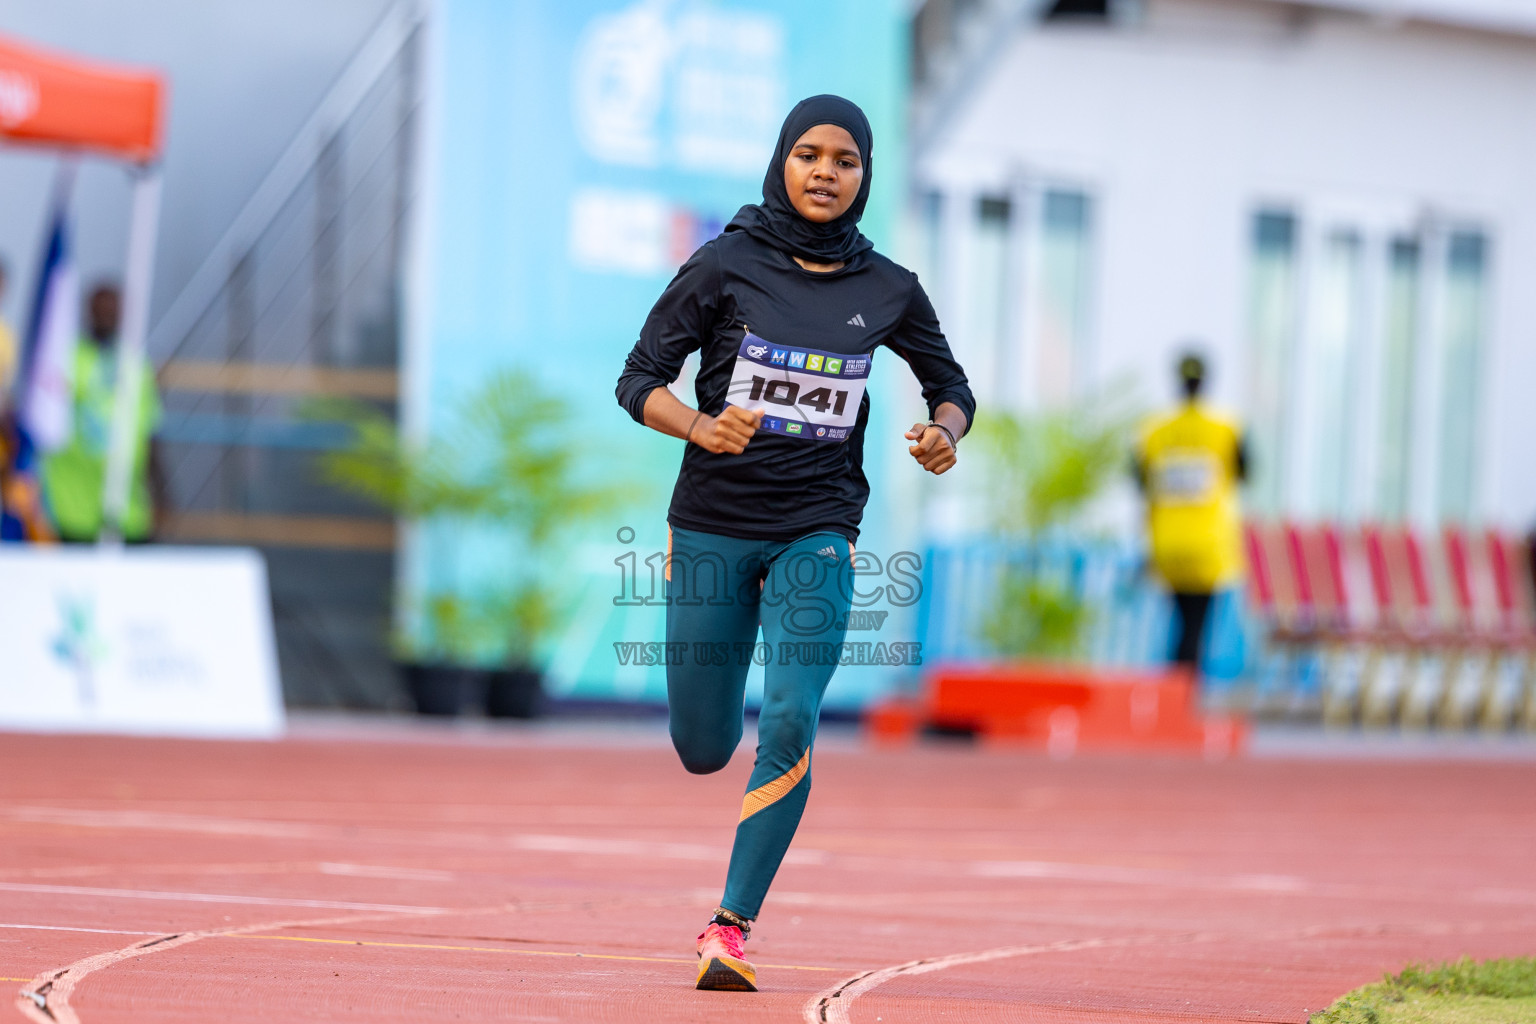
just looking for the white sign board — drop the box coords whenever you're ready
[0,546,284,738]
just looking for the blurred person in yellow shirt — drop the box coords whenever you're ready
[40,283,164,543]
[1134,352,1248,676]
[0,257,16,413]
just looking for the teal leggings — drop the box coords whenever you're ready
[665,526,853,921]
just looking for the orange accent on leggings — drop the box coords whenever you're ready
[739,747,811,822]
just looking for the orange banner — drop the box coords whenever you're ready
[0,35,164,162]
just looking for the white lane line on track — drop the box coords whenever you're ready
[1,806,745,862]
[803,937,1118,1024]
[3,806,1295,880]
[12,907,450,1024]
[510,834,723,860]
[0,924,161,936]
[0,860,459,885]
[14,806,1536,904]
[221,932,841,971]
[5,807,325,839]
[799,917,1534,1024]
[972,860,1311,892]
[0,882,446,914]
[13,895,799,1024]
[318,862,456,882]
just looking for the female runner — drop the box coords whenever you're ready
[615,94,974,991]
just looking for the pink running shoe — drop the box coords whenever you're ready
[695,922,757,991]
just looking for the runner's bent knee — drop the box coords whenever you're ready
[672,723,741,774]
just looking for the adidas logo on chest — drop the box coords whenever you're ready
[846,313,866,328]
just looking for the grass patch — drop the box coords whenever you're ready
[1310,956,1536,1023]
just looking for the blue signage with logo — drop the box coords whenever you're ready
[407,0,908,707]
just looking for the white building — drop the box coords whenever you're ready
[911,0,1536,532]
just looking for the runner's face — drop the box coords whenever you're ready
[783,124,863,224]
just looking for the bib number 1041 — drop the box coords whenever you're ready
[745,375,849,416]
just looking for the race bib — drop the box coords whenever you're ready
[725,331,870,442]
[1151,449,1219,504]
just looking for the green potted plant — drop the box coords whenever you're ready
[393,592,489,715]
[970,386,1138,660]
[478,583,557,718]
[310,368,626,716]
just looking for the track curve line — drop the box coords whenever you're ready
[803,936,1117,1024]
[12,907,449,1024]
[802,917,1522,1024]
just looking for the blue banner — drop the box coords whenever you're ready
[408,0,908,707]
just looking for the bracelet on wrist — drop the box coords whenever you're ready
[685,411,704,444]
[926,420,958,449]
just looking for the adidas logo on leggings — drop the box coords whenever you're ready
[815,545,838,560]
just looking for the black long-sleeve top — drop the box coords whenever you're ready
[615,230,975,544]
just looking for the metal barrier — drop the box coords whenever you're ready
[145,2,426,706]
[151,1,423,538]
[917,537,1171,668]
[1244,522,1536,730]
[919,527,1536,729]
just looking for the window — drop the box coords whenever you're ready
[1244,211,1298,518]
[1034,189,1094,404]
[913,190,944,297]
[1245,209,1491,526]
[1308,230,1364,519]
[1436,231,1488,523]
[1375,239,1420,523]
[969,196,1012,405]
[913,180,1095,411]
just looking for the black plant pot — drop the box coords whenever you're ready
[485,665,544,719]
[399,662,484,717]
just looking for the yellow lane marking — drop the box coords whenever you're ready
[222,933,840,971]
[3,977,33,982]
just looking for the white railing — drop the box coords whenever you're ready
[149,1,426,361]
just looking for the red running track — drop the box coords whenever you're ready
[2,720,1534,1023]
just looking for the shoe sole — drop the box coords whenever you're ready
[695,955,757,991]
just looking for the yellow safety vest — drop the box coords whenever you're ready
[1138,403,1244,592]
[0,320,17,408]
[40,342,161,541]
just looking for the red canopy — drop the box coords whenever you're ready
[0,34,164,163]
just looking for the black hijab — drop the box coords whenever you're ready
[723,94,874,264]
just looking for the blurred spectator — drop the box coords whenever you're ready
[0,256,15,415]
[40,283,164,543]
[1134,351,1249,676]
[1526,521,1536,624]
